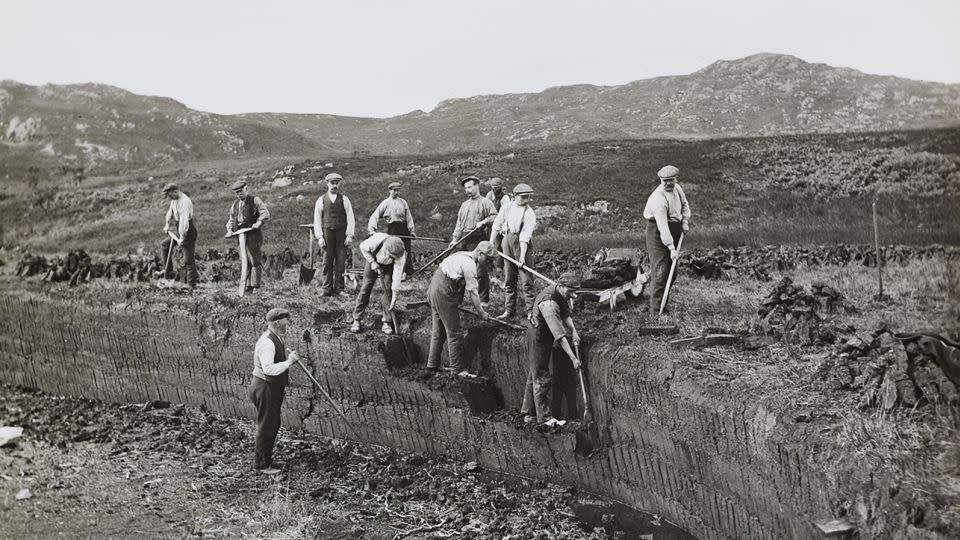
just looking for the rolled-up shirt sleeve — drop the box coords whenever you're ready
[253,196,269,228]
[368,200,386,232]
[538,301,569,343]
[255,338,294,376]
[177,197,192,239]
[343,196,356,237]
[404,200,416,235]
[391,254,406,289]
[313,197,324,240]
[519,209,536,244]
[677,185,691,220]
[462,261,479,293]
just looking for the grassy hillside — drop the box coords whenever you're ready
[2,128,958,258]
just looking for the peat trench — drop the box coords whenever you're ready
[0,293,939,539]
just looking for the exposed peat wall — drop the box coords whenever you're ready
[0,293,924,539]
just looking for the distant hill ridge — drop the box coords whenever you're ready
[2,53,959,177]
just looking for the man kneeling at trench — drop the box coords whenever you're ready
[350,233,407,334]
[523,272,582,425]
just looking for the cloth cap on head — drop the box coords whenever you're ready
[266,307,291,322]
[382,236,405,258]
[474,241,496,257]
[388,181,402,189]
[488,177,504,188]
[657,165,680,180]
[513,183,533,195]
[161,183,179,193]
[324,173,343,183]
[230,180,247,192]
[557,272,581,289]
[461,175,480,186]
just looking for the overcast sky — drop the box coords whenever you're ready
[2,0,957,118]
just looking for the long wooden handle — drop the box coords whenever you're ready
[238,232,248,296]
[412,224,483,275]
[497,250,557,286]
[659,233,684,315]
[295,359,359,437]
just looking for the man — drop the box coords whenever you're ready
[485,177,511,213]
[225,180,270,293]
[248,307,299,474]
[485,177,511,272]
[426,241,496,375]
[643,165,691,313]
[313,173,356,296]
[367,181,416,276]
[522,272,582,425]
[159,183,199,288]
[449,176,498,303]
[491,183,537,320]
[350,233,407,335]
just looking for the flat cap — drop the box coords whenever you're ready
[324,173,343,183]
[460,175,480,186]
[266,307,291,322]
[230,180,247,191]
[161,183,179,193]
[557,272,581,289]
[383,236,405,258]
[388,181,402,189]
[513,183,533,195]
[487,177,504,188]
[474,241,496,257]
[657,165,680,180]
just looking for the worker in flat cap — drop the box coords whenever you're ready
[426,241,496,375]
[367,181,416,276]
[485,177,511,271]
[490,183,537,320]
[449,176,498,305]
[313,173,356,296]
[350,233,407,334]
[642,165,691,313]
[249,307,299,474]
[225,180,270,293]
[522,272,583,425]
[159,183,199,288]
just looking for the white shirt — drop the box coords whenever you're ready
[359,233,407,291]
[368,197,415,234]
[439,252,480,293]
[492,202,536,244]
[163,193,193,239]
[313,192,356,240]
[642,184,690,249]
[253,331,295,378]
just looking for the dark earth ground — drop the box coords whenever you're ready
[0,385,691,540]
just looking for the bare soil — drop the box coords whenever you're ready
[1,385,691,539]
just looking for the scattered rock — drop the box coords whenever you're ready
[15,488,32,501]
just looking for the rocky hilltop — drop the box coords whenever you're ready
[2,53,958,178]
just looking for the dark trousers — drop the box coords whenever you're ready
[239,229,264,288]
[321,227,347,294]
[160,223,199,286]
[353,261,393,322]
[427,269,464,371]
[521,327,555,422]
[385,221,414,275]
[646,220,683,311]
[248,377,285,469]
[462,228,490,303]
[501,233,535,316]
